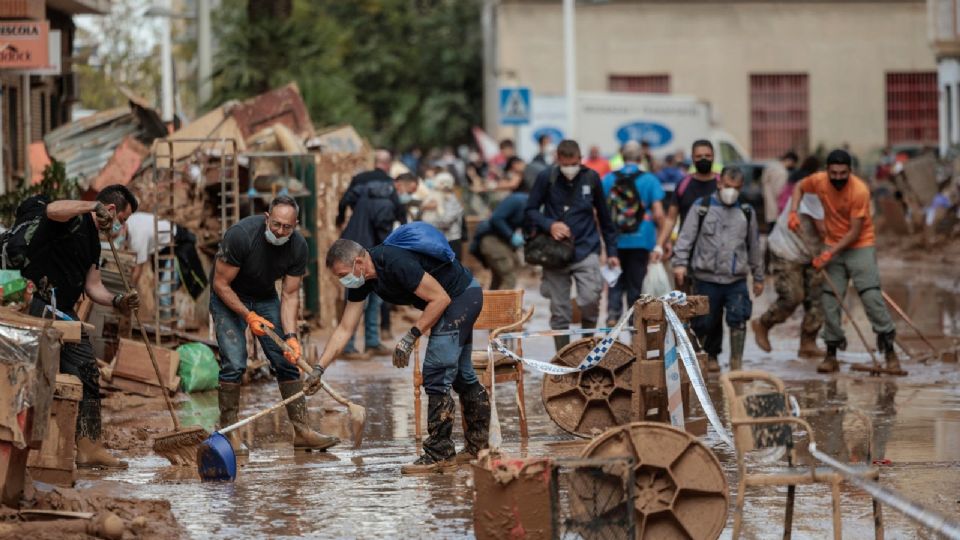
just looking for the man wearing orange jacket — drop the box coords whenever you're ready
[788,149,899,374]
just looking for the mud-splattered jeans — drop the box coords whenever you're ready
[210,292,300,383]
[422,281,483,396]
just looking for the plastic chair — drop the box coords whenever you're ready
[720,370,883,540]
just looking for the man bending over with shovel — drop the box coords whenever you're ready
[211,195,339,456]
[788,149,900,374]
[308,230,489,474]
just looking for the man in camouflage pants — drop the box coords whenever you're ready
[753,193,825,358]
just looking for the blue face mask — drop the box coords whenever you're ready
[264,228,290,246]
[111,220,122,236]
[339,260,365,289]
[398,193,413,204]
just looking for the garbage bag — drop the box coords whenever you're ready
[177,343,219,393]
[641,262,672,298]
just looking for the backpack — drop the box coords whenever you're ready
[607,169,645,233]
[691,196,754,253]
[1,195,50,272]
[383,221,455,262]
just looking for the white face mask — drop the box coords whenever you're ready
[264,228,290,246]
[339,260,366,289]
[560,165,579,180]
[719,187,740,206]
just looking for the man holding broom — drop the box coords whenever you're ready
[19,185,139,468]
[210,195,339,456]
[788,149,901,374]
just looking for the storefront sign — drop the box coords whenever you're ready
[0,21,49,70]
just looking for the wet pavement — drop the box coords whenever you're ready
[86,254,960,539]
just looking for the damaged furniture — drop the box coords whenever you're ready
[720,370,884,540]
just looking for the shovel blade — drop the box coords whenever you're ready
[197,432,237,481]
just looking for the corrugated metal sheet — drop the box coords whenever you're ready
[43,107,139,189]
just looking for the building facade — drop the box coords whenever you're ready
[497,0,937,160]
[0,0,108,191]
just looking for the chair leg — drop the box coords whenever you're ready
[732,479,746,540]
[831,478,842,540]
[872,497,884,540]
[784,484,796,539]
[414,348,422,442]
[516,367,528,439]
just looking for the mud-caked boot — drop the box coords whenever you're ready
[817,343,840,373]
[798,331,825,359]
[456,383,490,464]
[878,331,902,373]
[402,393,457,474]
[706,355,721,373]
[278,380,340,452]
[751,318,772,353]
[218,382,249,457]
[75,399,128,469]
[729,327,746,371]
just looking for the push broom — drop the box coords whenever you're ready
[104,233,208,465]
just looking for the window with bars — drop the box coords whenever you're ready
[749,74,809,160]
[886,72,938,146]
[608,74,670,94]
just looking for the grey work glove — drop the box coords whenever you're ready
[393,328,419,369]
[304,365,325,396]
[94,202,115,232]
[112,291,140,315]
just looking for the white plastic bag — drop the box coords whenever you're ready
[642,262,672,297]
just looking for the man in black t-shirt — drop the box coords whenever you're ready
[26,184,141,469]
[309,237,488,474]
[210,196,338,455]
[655,139,720,262]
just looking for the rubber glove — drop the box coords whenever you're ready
[812,251,833,270]
[283,337,301,364]
[393,328,419,368]
[511,230,524,248]
[787,211,801,232]
[304,365,325,396]
[245,311,274,336]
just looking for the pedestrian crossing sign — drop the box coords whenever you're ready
[499,87,531,125]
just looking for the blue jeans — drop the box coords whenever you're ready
[210,292,300,383]
[692,279,752,357]
[344,292,383,352]
[422,283,483,396]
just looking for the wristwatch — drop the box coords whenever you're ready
[410,326,422,339]
[282,332,297,340]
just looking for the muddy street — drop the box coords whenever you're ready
[74,253,960,539]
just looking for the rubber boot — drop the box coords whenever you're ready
[218,382,249,457]
[553,334,571,353]
[706,355,721,373]
[817,343,840,373]
[877,331,902,373]
[729,327,746,371]
[751,318,772,353]
[75,399,128,469]
[402,393,457,474]
[797,331,825,359]
[455,383,490,464]
[278,380,339,451]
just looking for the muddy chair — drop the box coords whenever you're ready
[720,371,884,540]
[412,289,533,440]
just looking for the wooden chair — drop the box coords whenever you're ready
[412,289,533,441]
[720,371,883,540]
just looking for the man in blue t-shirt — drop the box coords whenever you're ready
[602,141,666,325]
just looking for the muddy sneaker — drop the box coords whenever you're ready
[751,319,772,353]
[454,449,477,464]
[798,332,825,359]
[366,344,392,357]
[401,454,458,474]
[76,438,128,469]
[339,351,371,361]
[706,355,721,373]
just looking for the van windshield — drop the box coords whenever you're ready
[719,141,744,164]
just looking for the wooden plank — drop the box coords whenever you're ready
[112,338,180,392]
[107,375,179,398]
[0,307,83,343]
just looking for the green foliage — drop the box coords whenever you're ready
[210,0,482,150]
[0,160,80,227]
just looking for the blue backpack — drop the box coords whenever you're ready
[383,222,455,262]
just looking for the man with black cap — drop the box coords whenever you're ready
[788,149,900,374]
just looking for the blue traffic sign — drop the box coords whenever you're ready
[499,87,531,125]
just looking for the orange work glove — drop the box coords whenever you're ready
[244,311,274,336]
[283,337,302,364]
[787,211,801,232]
[812,251,833,270]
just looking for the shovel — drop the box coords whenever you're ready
[261,326,367,448]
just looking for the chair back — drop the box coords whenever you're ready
[474,290,525,331]
[720,371,793,453]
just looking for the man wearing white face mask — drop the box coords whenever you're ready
[672,167,764,372]
[210,195,339,455]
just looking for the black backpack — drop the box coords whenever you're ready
[1,195,49,272]
[607,170,644,233]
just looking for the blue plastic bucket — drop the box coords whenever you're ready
[197,432,237,481]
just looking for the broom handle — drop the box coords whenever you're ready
[881,290,939,354]
[820,268,879,365]
[218,391,304,435]
[105,235,182,430]
[262,327,353,408]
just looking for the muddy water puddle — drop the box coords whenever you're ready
[88,259,959,539]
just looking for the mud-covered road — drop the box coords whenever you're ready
[82,252,960,539]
